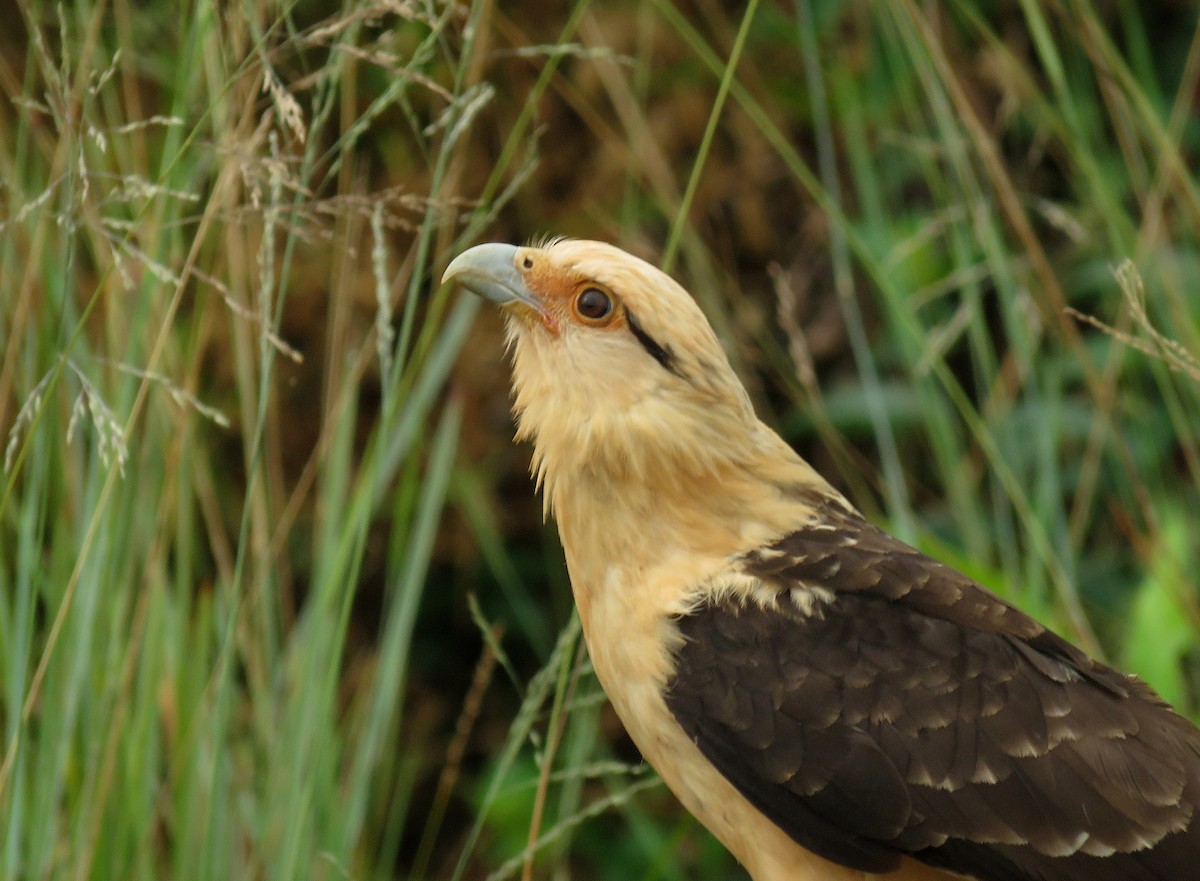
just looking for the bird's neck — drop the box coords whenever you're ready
[533,418,839,617]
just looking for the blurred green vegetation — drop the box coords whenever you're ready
[0,1,1197,880]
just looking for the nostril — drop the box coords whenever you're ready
[522,256,534,269]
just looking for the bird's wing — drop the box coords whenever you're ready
[664,496,1200,881]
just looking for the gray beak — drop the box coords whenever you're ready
[441,243,546,316]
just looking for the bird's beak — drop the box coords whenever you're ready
[442,242,555,331]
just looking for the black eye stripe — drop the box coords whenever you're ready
[626,310,684,378]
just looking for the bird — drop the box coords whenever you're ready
[442,237,1200,881]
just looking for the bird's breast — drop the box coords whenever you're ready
[571,558,766,865]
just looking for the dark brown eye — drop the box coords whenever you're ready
[575,288,613,321]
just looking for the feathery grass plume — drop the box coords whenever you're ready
[0,2,534,880]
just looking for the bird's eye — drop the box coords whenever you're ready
[574,288,613,322]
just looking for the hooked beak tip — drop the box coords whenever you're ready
[442,243,521,300]
[442,243,553,332]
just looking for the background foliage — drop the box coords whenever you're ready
[1,1,1198,880]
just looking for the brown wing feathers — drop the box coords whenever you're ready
[665,500,1200,881]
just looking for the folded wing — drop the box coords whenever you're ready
[665,498,1200,881]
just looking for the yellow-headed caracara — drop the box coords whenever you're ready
[443,238,1200,881]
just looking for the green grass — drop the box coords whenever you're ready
[1,2,1198,881]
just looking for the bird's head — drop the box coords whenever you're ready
[442,239,763,506]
